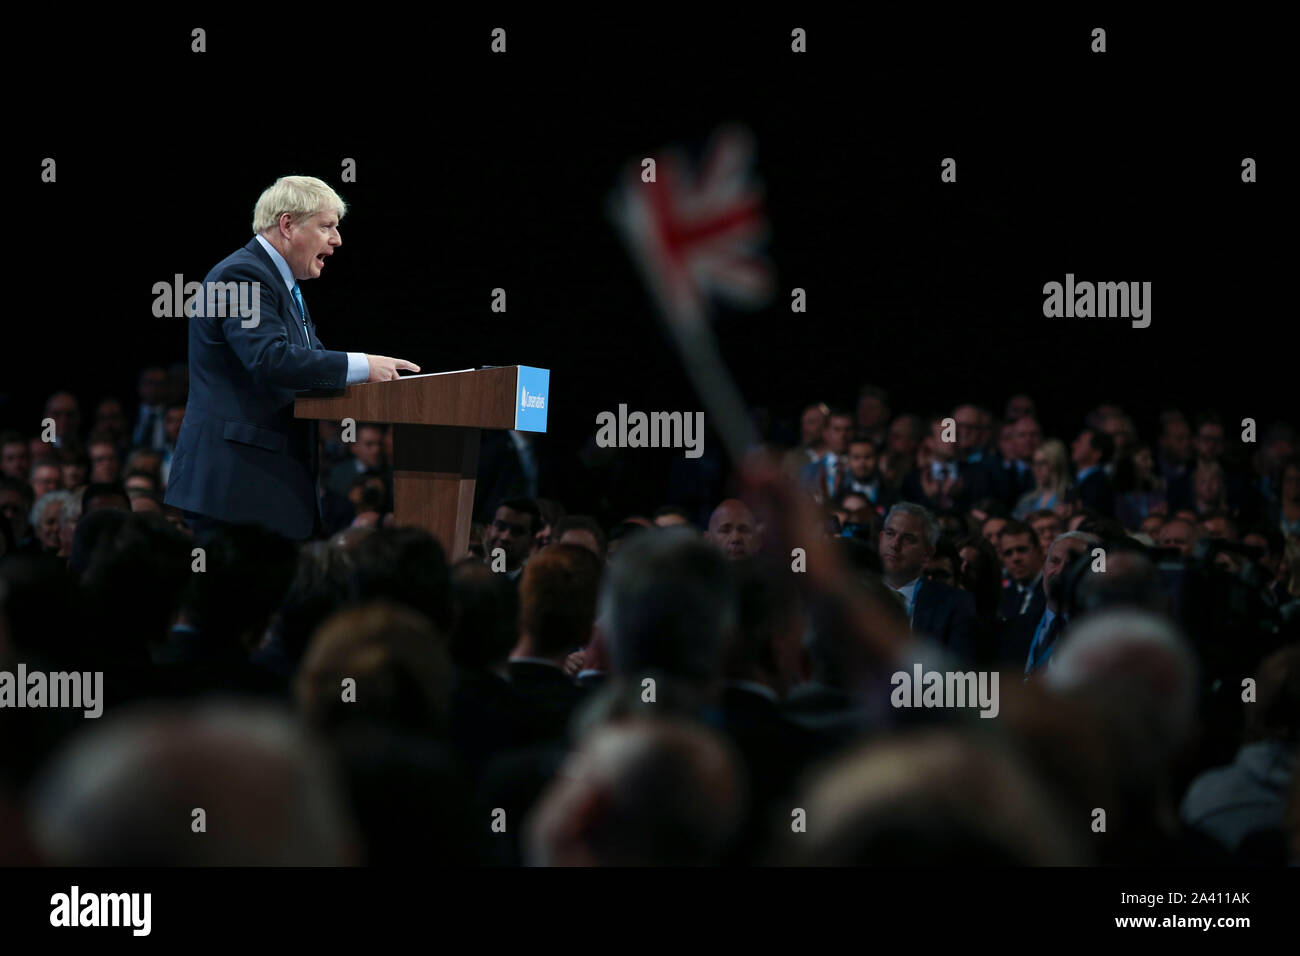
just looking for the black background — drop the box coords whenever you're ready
[0,11,1294,933]
[5,13,1287,505]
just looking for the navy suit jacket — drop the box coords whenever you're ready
[911,578,980,664]
[1076,468,1115,517]
[999,577,1046,623]
[164,238,349,540]
[996,609,1039,668]
[960,457,1008,507]
[900,466,971,513]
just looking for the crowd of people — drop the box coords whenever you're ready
[1,373,1298,866]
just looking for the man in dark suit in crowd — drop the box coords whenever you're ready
[1071,427,1115,517]
[164,175,419,541]
[719,557,835,860]
[841,435,897,510]
[155,523,298,700]
[0,432,32,482]
[953,404,1008,505]
[130,366,169,451]
[799,408,855,501]
[1005,416,1042,503]
[484,498,540,580]
[445,560,542,776]
[476,542,605,864]
[879,502,979,662]
[1006,530,1101,673]
[325,422,388,498]
[997,519,1046,622]
[902,417,970,513]
[506,544,601,739]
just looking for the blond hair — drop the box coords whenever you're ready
[295,601,451,734]
[252,175,346,234]
[1034,439,1070,496]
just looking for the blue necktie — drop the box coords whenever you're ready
[1026,613,1063,673]
[291,284,309,344]
[899,579,919,627]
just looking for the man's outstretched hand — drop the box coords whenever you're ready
[366,355,420,382]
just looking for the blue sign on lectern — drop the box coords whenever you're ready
[514,366,549,433]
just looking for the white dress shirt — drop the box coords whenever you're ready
[892,577,921,624]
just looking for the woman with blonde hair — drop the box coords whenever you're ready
[1193,459,1230,517]
[1013,439,1069,518]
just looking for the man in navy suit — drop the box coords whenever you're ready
[996,519,1046,622]
[879,502,979,663]
[165,176,419,540]
[953,404,1009,506]
[1071,427,1116,517]
[1007,530,1101,673]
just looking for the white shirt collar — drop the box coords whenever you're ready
[893,577,921,602]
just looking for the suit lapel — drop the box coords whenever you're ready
[246,238,312,348]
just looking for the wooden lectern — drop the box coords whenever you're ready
[295,366,550,557]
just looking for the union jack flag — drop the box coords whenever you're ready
[609,124,773,326]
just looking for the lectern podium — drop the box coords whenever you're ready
[295,366,549,556]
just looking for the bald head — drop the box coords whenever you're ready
[783,731,1081,865]
[525,718,745,866]
[706,499,760,560]
[29,703,357,865]
[1046,609,1198,753]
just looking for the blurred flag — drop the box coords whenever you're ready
[609,124,773,326]
[608,124,773,463]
